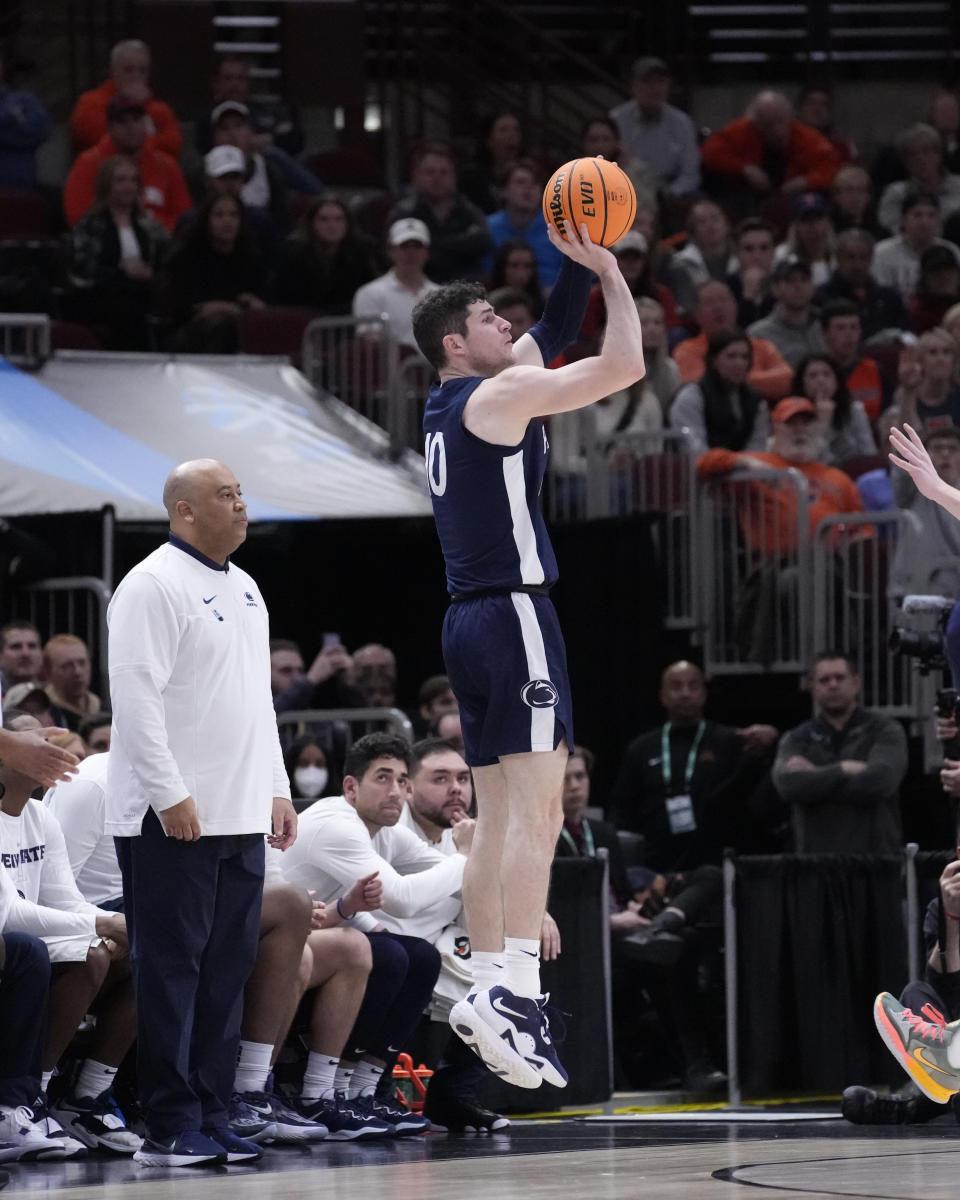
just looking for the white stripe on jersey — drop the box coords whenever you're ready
[511,593,556,752]
[502,450,546,586]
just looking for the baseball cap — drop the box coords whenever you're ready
[106,94,147,122]
[2,682,50,712]
[205,144,246,178]
[388,217,430,247]
[612,230,649,256]
[211,100,250,125]
[791,191,828,219]
[631,56,669,79]
[772,397,817,423]
[772,255,812,281]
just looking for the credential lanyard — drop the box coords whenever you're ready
[559,821,595,857]
[661,720,706,795]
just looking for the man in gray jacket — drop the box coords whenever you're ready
[772,652,907,853]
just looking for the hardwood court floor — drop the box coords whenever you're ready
[4,1112,960,1200]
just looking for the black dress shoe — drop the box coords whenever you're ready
[841,1084,941,1125]
[683,1062,728,1093]
[619,928,685,966]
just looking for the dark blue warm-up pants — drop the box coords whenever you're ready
[115,808,264,1141]
[344,931,441,1061]
[0,932,50,1107]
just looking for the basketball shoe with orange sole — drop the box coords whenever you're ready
[873,992,960,1103]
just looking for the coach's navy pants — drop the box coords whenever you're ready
[115,809,264,1141]
[0,932,50,1107]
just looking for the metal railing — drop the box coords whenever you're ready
[0,314,50,369]
[812,510,915,718]
[12,575,112,697]
[697,466,812,675]
[301,315,432,458]
[549,422,699,631]
[276,706,414,750]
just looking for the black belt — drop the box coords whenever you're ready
[449,583,553,603]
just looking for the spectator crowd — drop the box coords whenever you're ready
[4,37,960,1158]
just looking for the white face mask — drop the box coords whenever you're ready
[294,765,329,798]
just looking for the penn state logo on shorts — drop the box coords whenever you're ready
[521,678,560,709]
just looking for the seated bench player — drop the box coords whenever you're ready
[1,714,134,1156]
[279,732,480,1134]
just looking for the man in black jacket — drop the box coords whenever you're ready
[610,660,777,872]
[772,652,908,854]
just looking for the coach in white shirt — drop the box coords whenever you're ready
[107,458,296,1167]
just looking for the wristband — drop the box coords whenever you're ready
[946,911,960,921]
[336,896,354,921]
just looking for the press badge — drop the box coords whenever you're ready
[666,794,697,835]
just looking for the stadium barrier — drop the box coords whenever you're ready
[12,575,111,699]
[0,312,50,369]
[697,466,812,675]
[301,314,432,458]
[722,847,945,1102]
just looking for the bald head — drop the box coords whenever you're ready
[163,459,248,564]
[660,660,707,724]
[750,91,793,147]
[163,459,228,516]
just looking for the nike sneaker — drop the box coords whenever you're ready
[873,993,960,1103]
[293,1092,392,1140]
[350,1093,430,1136]
[234,1086,328,1143]
[450,985,568,1089]
[51,1089,142,1154]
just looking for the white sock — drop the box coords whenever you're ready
[504,936,541,998]
[234,1040,274,1094]
[40,1070,54,1096]
[74,1059,118,1101]
[301,1053,339,1101]
[348,1061,384,1098]
[333,1064,354,1095]
[471,950,505,992]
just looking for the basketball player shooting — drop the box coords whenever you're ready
[412,206,645,1090]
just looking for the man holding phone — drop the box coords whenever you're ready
[270,637,366,716]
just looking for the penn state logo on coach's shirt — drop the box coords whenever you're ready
[521,678,560,709]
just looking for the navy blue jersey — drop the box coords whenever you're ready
[423,376,558,595]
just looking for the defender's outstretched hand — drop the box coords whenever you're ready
[545,220,617,275]
[889,424,944,502]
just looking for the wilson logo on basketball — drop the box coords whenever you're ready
[548,172,567,234]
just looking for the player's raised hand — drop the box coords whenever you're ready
[545,220,617,275]
[889,424,945,502]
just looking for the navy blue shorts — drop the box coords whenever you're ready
[442,592,573,768]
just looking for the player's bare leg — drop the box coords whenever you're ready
[461,762,509,953]
[451,744,568,1089]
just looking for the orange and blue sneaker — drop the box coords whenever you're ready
[873,993,960,1103]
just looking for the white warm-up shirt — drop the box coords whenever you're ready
[44,751,122,905]
[106,538,289,836]
[0,800,108,959]
[277,795,465,934]
[381,804,472,1012]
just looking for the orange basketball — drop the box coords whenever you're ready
[542,157,636,247]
